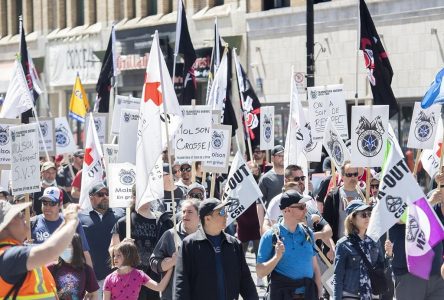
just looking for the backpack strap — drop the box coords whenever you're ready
[348,235,374,270]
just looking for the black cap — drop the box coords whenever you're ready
[279,190,311,210]
[73,150,85,157]
[89,182,108,195]
[199,198,231,219]
[271,145,284,156]
[345,200,371,216]
[163,163,170,175]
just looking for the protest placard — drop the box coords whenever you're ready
[323,120,351,168]
[109,163,136,208]
[30,117,56,156]
[407,102,440,150]
[54,117,78,155]
[174,106,212,162]
[1,170,10,190]
[103,144,119,174]
[111,95,141,135]
[307,84,348,140]
[85,113,108,144]
[117,109,139,164]
[212,110,221,125]
[10,123,41,195]
[203,124,232,173]
[260,106,274,150]
[0,118,20,166]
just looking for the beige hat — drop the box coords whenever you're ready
[0,201,31,232]
[41,161,56,172]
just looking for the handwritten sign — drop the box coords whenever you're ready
[85,113,108,144]
[30,117,56,156]
[10,123,41,195]
[109,163,136,208]
[103,144,119,174]
[118,109,139,164]
[0,118,20,166]
[54,117,78,155]
[203,124,232,173]
[307,84,348,140]
[174,106,212,162]
[111,95,141,135]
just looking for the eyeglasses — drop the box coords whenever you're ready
[173,169,181,174]
[42,201,58,207]
[289,203,306,210]
[357,211,371,218]
[293,176,306,182]
[189,192,204,200]
[95,192,109,197]
[77,156,84,159]
[181,167,192,172]
[218,208,226,216]
[370,184,379,189]
[344,172,359,178]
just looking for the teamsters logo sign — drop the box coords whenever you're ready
[55,124,70,147]
[414,111,436,142]
[0,126,9,146]
[212,130,224,150]
[326,130,344,165]
[355,116,385,157]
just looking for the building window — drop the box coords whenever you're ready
[214,0,224,6]
[76,0,84,26]
[263,0,290,11]
[147,0,157,15]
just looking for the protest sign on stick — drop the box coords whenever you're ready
[85,113,108,144]
[30,117,56,156]
[111,95,141,135]
[203,124,232,174]
[260,106,274,150]
[103,144,119,174]
[54,117,78,155]
[0,118,20,166]
[407,102,440,150]
[117,109,139,164]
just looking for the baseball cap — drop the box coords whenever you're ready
[89,182,108,196]
[180,161,192,168]
[0,201,31,232]
[39,187,64,203]
[163,163,170,175]
[41,161,56,172]
[345,200,371,216]
[187,182,206,195]
[73,150,85,157]
[0,186,9,197]
[271,145,284,156]
[199,198,231,219]
[279,190,311,210]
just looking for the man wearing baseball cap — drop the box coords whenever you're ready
[0,200,80,299]
[30,186,93,266]
[175,162,193,189]
[58,150,84,197]
[175,198,258,300]
[257,190,322,299]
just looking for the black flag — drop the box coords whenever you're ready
[95,26,115,113]
[175,0,197,105]
[360,0,398,118]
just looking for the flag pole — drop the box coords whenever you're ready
[412,149,422,176]
[439,107,444,192]
[155,31,178,249]
[355,0,360,106]
[171,0,182,85]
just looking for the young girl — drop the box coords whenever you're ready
[103,240,172,300]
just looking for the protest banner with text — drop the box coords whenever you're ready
[0,118,20,166]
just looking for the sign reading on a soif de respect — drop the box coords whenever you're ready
[174,106,212,162]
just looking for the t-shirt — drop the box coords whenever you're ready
[207,234,226,300]
[31,214,90,251]
[258,169,284,207]
[71,170,82,189]
[48,261,99,299]
[0,244,30,284]
[162,187,186,218]
[103,268,150,300]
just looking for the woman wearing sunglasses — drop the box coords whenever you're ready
[333,201,388,300]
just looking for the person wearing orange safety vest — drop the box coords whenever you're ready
[0,200,80,299]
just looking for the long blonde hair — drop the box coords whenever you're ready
[344,214,359,236]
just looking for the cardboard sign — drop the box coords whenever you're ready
[351,105,389,167]
[260,106,275,150]
[111,95,141,135]
[103,144,119,174]
[10,123,41,195]
[174,106,212,162]
[85,113,108,144]
[54,117,78,155]
[117,109,139,164]
[109,163,136,208]
[320,266,334,296]
[307,84,348,140]
[30,117,56,156]
[407,102,440,150]
[0,118,20,166]
[203,124,232,173]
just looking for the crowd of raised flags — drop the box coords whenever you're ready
[2,0,444,298]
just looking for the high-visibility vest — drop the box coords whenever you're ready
[0,238,57,300]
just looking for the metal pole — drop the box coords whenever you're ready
[307,0,315,88]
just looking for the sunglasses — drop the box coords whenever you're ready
[218,208,226,216]
[370,184,379,189]
[357,211,372,218]
[95,192,109,197]
[173,169,181,174]
[189,192,204,200]
[42,201,58,207]
[289,203,306,210]
[293,176,306,182]
[344,172,359,178]
[181,167,192,172]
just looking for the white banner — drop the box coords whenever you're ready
[85,113,108,145]
[212,110,221,125]
[111,95,141,135]
[307,84,348,139]
[10,123,41,195]
[260,106,275,150]
[0,169,10,190]
[203,124,232,173]
[174,106,212,162]
[407,102,440,150]
[223,151,263,226]
[350,105,389,167]
[323,120,351,168]
[54,117,78,155]
[117,109,139,164]
[30,117,56,156]
[0,118,20,166]
[109,163,136,208]
[103,144,119,174]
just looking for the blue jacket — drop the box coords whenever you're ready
[333,234,383,300]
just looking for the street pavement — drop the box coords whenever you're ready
[245,250,268,299]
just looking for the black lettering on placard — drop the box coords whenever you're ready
[394,202,408,218]
[230,205,245,219]
[389,166,404,181]
[228,165,250,189]
[416,231,426,250]
[383,174,396,188]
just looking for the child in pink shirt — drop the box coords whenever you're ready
[104,240,172,300]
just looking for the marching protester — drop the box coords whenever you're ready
[149,199,200,300]
[48,233,99,300]
[174,198,258,300]
[175,162,193,189]
[162,163,187,217]
[31,186,93,266]
[368,173,380,206]
[185,182,206,200]
[110,184,173,300]
[79,183,124,299]
[105,240,173,300]
[252,145,270,175]
[57,150,84,198]
[256,190,322,299]
[0,201,80,299]
[0,187,9,202]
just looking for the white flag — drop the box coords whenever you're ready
[207,51,228,122]
[136,31,182,208]
[0,60,34,118]
[79,114,104,212]
[223,151,263,226]
[136,155,164,212]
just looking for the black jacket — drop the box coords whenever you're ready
[323,187,341,243]
[174,227,258,300]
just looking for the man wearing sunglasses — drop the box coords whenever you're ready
[175,198,258,300]
[257,190,322,299]
[186,182,206,201]
[175,162,193,189]
[323,161,365,244]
